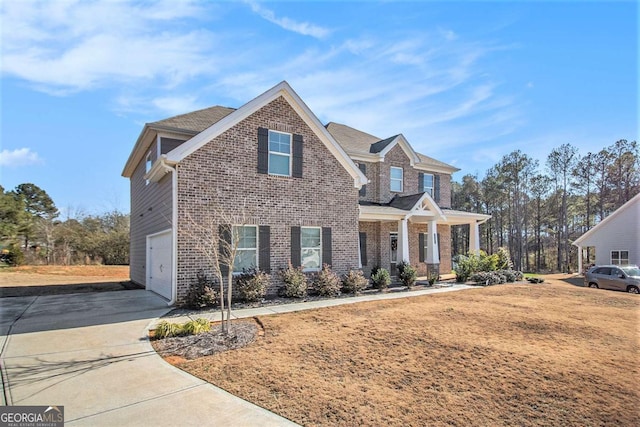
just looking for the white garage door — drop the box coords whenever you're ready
[147,230,172,299]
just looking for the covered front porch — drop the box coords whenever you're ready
[358,193,491,277]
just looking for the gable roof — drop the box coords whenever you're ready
[150,106,236,134]
[573,192,640,246]
[164,81,366,188]
[325,122,459,174]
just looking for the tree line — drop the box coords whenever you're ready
[451,139,639,273]
[0,183,129,265]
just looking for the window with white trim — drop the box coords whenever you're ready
[233,225,258,273]
[611,250,629,265]
[390,167,403,192]
[301,227,321,271]
[268,130,291,176]
[422,173,434,196]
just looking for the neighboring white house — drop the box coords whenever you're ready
[573,192,640,272]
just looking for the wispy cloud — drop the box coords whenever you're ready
[0,148,43,167]
[1,0,217,94]
[245,1,331,39]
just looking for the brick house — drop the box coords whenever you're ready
[122,81,489,304]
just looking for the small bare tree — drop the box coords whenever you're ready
[183,201,251,334]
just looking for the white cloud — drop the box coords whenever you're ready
[0,148,43,167]
[0,0,217,94]
[245,1,331,39]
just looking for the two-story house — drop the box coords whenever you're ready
[122,81,489,305]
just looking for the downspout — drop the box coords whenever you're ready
[166,162,178,306]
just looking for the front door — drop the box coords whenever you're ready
[390,233,398,276]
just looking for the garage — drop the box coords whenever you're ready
[147,230,172,299]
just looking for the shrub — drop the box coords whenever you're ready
[184,271,218,309]
[155,320,182,339]
[342,269,368,294]
[181,318,211,336]
[470,271,503,286]
[278,263,307,298]
[397,261,417,288]
[2,243,24,266]
[310,264,342,297]
[496,247,514,270]
[235,267,269,302]
[155,318,211,339]
[371,268,391,290]
[498,269,517,283]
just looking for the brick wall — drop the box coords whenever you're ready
[175,96,360,303]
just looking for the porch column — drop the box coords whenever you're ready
[577,246,583,274]
[469,221,480,254]
[397,217,410,263]
[425,220,439,264]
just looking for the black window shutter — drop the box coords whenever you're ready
[259,225,271,273]
[257,127,269,174]
[418,172,424,193]
[291,226,301,267]
[358,163,367,197]
[322,227,332,267]
[437,232,442,260]
[219,224,232,276]
[419,233,425,262]
[292,134,303,178]
[359,232,367,266]
[434,175,441,202]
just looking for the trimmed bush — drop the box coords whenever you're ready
[235,268,269,302]
[278,263,307,298]
[371,268,391,290]
[397,261,417,288]
[184,271,218,309]
[342,269,368,295]
[310,264,342,297]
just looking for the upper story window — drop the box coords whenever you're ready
[233,225,258,273]
[611,250,629,265]
[145,152,152,173]
[422,173,434,196]
[268,130,291,176]
[390,167,403,192]
[301,227,321,271]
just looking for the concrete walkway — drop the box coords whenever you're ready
[153,283,474,327]
[0,290,298,426]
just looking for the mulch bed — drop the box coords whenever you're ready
[151,320,259,360]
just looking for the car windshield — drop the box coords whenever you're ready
[621,266,640,277]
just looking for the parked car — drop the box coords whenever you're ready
[584,265,640,294]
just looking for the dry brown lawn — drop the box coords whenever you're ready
[0,265,131,297]
[176,280,640,426]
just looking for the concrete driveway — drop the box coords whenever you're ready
[0,290,297,426]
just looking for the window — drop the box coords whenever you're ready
[233,225,257,273]
[268,130,291,176]
[145,152,152,173]
[423,232,429,260]
[611,250,629,265]
[301,227,321,271]
[422,173,434,196]
[390,167,403,192]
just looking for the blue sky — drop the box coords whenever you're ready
[1,0,637,215]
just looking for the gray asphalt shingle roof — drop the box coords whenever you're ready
[149,106,236,133]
